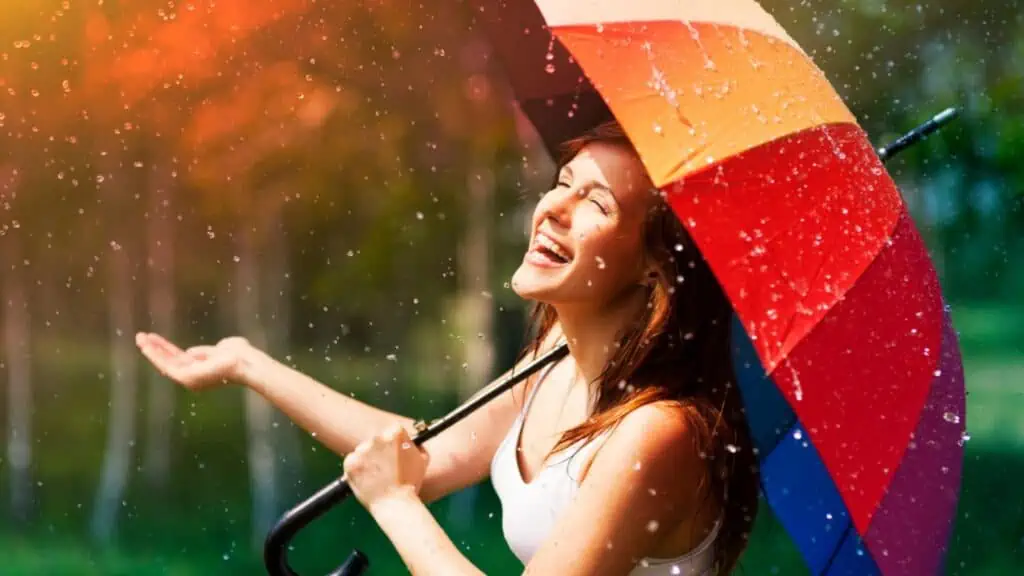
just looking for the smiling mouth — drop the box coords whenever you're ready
[529,233,572,266]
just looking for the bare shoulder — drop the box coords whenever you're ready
[522,400,712,574]
[600,400,702,473]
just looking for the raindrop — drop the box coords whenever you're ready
[959,432,971,445]
[725,444,739,454]
[544,63,556,74]
[792,429,803,441]
[595,256,606,269]
[652,122,664,135]
[933,369,942,377]
[646,520,660,532]
[674,243,684,252]
[942,412,960,424]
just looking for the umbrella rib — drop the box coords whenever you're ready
[816,522,854,576]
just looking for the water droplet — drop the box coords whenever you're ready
[595,256,606,269]
[792,429,803,440]
[725,444,739,454]
[544,63,556,74]
[942,412,960,424]
[646,520,660,532]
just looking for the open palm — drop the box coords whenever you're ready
[136,332,251,390]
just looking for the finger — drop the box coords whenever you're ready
[137,335,185,367]
[145,333,188,358]
[185,345,218,361]
[138,343,183,376]
[342,454,361,477]
[382,425,404,443]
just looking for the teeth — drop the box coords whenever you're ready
[537,233,570,262]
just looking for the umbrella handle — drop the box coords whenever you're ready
[262,342,571,576]
[262,107,961,576]
[877,107,960,162]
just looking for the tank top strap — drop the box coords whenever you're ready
[520,354,556,417]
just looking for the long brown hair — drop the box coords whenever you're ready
[517,121,760,574]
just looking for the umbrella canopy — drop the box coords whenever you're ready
[470,1,966,574]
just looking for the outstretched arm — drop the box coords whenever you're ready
[138,323,563,505]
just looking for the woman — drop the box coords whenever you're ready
[136,120,760,575]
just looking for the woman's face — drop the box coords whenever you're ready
[511,141,658,307]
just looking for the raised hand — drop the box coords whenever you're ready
[136,332,254,391]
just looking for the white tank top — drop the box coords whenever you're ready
[489,362,721,575]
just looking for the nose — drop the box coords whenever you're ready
[540,186,577,229]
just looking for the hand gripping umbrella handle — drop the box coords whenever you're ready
[263,342,571,576]
[263,106,960,576]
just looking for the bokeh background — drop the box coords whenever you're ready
[0,1,1020,574]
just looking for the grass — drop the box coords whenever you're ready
[0,304,1021,575]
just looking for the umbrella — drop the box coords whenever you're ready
[263,1,966,574]
[471,1,966,574]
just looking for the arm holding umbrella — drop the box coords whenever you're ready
[343,405,709,576]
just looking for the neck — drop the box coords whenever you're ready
[551,287,648,385]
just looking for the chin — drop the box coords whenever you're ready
[510,263,567,302]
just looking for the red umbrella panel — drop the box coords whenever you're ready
[470,1,966,574]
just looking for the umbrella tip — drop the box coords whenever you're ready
[933,107,960,125]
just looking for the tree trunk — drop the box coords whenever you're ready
[91,242,139,544]
[143,162,177,489]
[236,224,279,548]
[3,230,33,523]
[448,163,496,524]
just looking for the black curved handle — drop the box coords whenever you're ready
[263,342,571,576]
